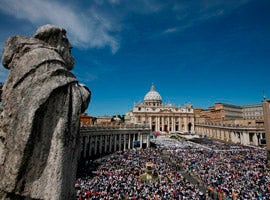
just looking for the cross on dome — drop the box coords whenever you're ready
[150,83,156,91]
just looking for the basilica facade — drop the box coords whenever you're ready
[126,84,195,133]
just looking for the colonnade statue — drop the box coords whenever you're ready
[0,25,91,199]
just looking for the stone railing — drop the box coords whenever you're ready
[80,123,151,131]
[195,122,264,130]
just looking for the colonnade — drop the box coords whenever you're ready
[195,123,265,146]
[80,125,151,159]
[135,115,194,133]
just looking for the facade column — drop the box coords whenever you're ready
[165,116,168,132]
[227,130,230,141]
[254,132,257,144]
[94,136,98,155]
[124,133,126,151]
[104,135,108,153]
[167,116,169,132]
[224,130,228,141]
[220,129,223,139]
[242,131,249,145]
[219,129,223,139]
[255,132,260,146]
[184,117,187,132]
[166,116,168,132]
[155,117,157,131]
[192,117,195,133]
[119,133,122,150]
[203,127,205,136]
[179,117,182,131]
[149,117,152,130]
[86,136,89,158]
[157,117,160,131]
[139,132,143,149]
[89,136,93,157]
[172,117,175,132]
[155,116,158,132]
[147,133,150,147]
[230,131,234,142]
[128,133,131,149]
[239,132,243,144]
[172,117,174,132]
[229,131,233,142]
[173,116,176,132]
[99,136,102,154]
[83,136,87,158]
[162,116,164,132]
[220,130,223,140]
[132,134,136,148]
[241,131,245,145]
[234,131,239,143]
[109,135,113,152]
[170,116,172,132]
[114,134,117,151]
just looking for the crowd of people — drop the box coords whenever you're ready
[76,136,270,199]
[166,138,270,199]
[76,147,206,199]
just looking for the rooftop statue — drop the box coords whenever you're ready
[0,25,91,200]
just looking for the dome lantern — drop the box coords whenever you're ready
[144,84,162,106]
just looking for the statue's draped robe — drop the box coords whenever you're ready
[0,36,90,199]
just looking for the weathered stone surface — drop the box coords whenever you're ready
[0,25,91,200]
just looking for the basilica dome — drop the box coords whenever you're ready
[144,84,162,101]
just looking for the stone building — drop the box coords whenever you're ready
[242,104,264,120]
[96,115,112,124]
[195,103,242,124]
[195,102,266,147]
[262,100,270,166]
[195,102,264,125]
[80,113,93,126]
[126,84,195,133]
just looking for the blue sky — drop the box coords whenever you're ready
[0,0,270,116]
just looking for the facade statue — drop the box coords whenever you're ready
[0,25,91,200]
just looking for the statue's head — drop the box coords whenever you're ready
[34,24,75,70]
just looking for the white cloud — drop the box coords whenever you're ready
[163,28,178,34]
[75,71,98,83]
[0,0,120,53]
[0,0,252,54]
[108,0,121,4]
[172,0,251,32]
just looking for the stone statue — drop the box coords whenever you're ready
[0,25,91,200]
